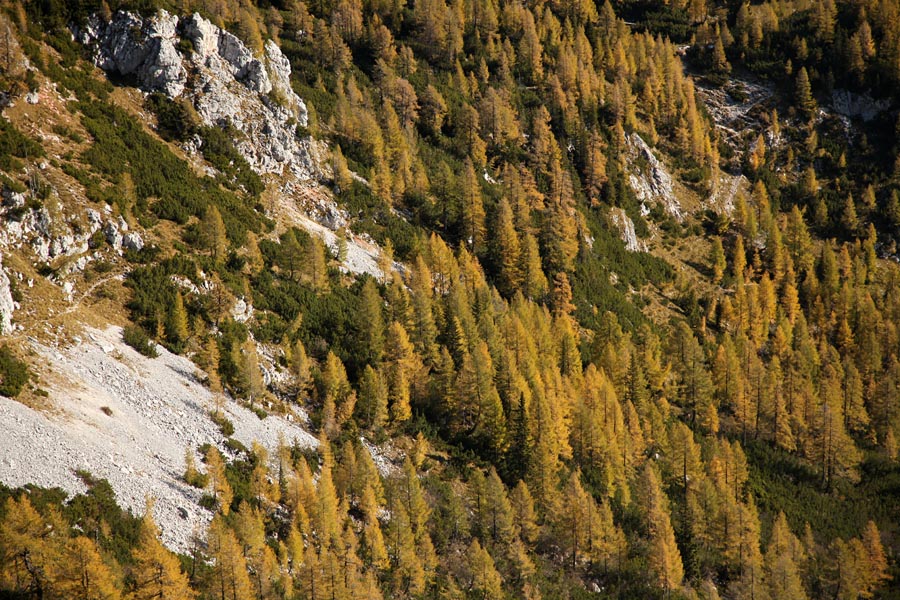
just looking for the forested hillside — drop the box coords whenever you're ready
[0,0,899,598]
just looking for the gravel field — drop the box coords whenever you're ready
[0,325,317,552]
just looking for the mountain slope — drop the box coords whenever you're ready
[0,0,899,599]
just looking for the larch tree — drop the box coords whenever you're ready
[583,131,607,204]
[199,204,227,263]
[306,235,330,292]
[482,467,515,545]
[711,237,727,284]
[510,480,539,545]
[454,341,505,453]
[233,502,279,600]
[398,458,430,540]
[764,512,808,600]
[491,197,522,296]
[331,144,353,193]
[288,338,312,397]
[461,158,487,254]
[358,365,389,431]
[167,291,190,349]
[357,277,386,365]
[541,161,579,274]
[732,234,747,284]
[360,482,390,571]
[205,446,233,515]
[670,321,714,429]
[640,464,684,593]
[409,256,439,363]
[466,539,504,600]
[384,321,418,424]
[519,232,549,300]
[129,504,195,600]
[205,515,252,600]
[240,339,265,407]
[0,496,64,598]
[319,351,356,435]
[55,536,122,600]
[860,520,890,594]
[386,502,426,597]
[555,471,620,571]
[795,67,816,121]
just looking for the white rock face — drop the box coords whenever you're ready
[707,170,748,215]
[84,10,187,97]
[608,207,646,252]
[78,11,318,180]
[831,89,890,122]
[626,133,682,221]
[0,253,14,334]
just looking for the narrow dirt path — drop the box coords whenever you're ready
[61,273,125,316]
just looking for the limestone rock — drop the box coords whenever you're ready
[81,10,187,98]
[2,188,25,209]
[80,11,316,180]
[0,253,14,334]
[626,133,682,221]
[123,232,144,252]
[609,207,647,253]
[103,221,122,248]
[831,89,890,122]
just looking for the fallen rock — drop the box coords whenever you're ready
[122,232,144,252]
[0,326,319,552]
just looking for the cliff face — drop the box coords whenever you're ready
[0,253,14,334]
[76,10,323,181]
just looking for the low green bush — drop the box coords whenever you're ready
[210,410,235,437]
[0,117,44,171]
[122,325,159,358]
[0,346,30,397]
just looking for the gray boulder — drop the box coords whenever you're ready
[103,221,122,248]
[123,232,144,252]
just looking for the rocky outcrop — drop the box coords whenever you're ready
[608,207,647,252]
[81,11,187,97]
[0,253,15,334]
[831,89,890,122]
[77,11,321,180]
[0,181,141,291]
[707,171,749,215]
[626,133,682,221]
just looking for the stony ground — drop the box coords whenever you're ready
[0,325,317,552]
